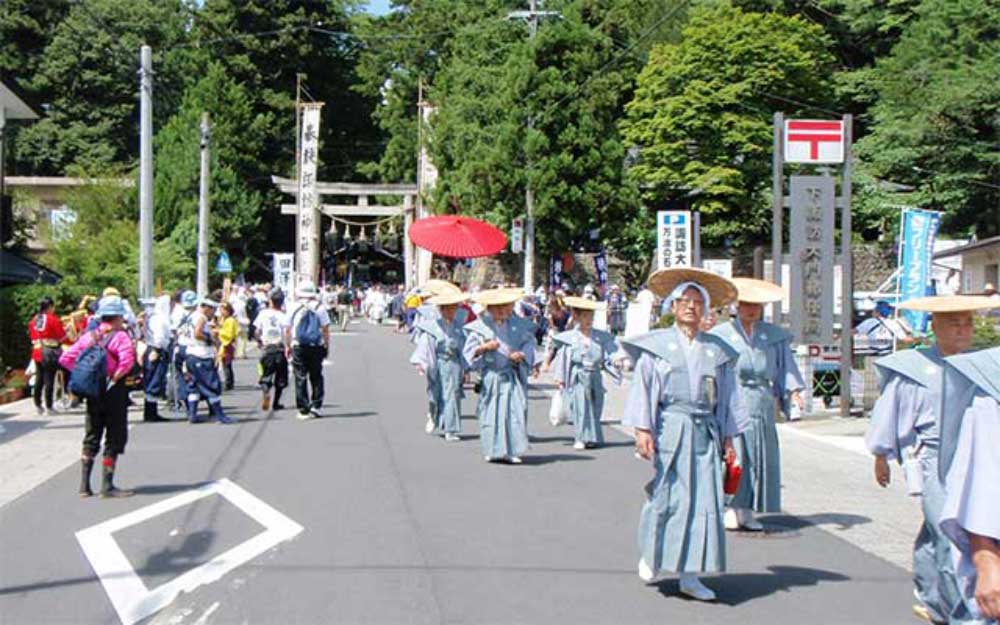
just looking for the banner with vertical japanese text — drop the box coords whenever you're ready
[297,103,323,284]
[896,208,941,334]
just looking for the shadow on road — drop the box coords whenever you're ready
[131,482,213,496]
[766,513,872,531]
[654,565,850,606]
[521,453,594,466]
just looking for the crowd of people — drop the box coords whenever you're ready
[23,267,1000,622]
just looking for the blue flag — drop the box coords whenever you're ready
[897,208,941,334]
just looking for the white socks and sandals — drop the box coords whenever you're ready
[637,560,717,602]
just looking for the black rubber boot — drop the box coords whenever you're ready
[79,458,94,498]
[143,400,167,422]
[100,458,134,499]
[273,387,285,410]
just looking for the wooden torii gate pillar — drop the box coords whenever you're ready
[272,176,429,290]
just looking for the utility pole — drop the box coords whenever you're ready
[294,73,304,290]
[197,112,211,296]
[508,0,559,293]
[138,45,154,299]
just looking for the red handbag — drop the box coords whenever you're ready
[723,456,742,495]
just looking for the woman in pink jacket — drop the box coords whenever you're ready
[60,296,136,498]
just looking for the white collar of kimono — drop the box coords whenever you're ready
[664,281,711,318]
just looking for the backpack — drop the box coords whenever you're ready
[68,331,115,399]
[246,296,260,323]
[294,306,323,347]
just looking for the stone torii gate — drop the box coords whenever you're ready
[272,175,431,289]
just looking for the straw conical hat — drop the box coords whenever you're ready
[422,279,462,296]
[473,288,522,306]
[731,277,784,304]
[426,292,469,306]
[647,267,738,308]
[563,296,605,311]
[897,295,1000,313]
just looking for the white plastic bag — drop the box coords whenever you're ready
[548,390,569,426]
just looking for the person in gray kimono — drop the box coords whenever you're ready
[410,292,470,442]
[710,278,805,532]
[622,268,748,602]
[939,343,1000,624]
[552,296,623,450]
[866,295,996,624]
[463,288,537,464]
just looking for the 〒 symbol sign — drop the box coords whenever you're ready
[784,120,845,164]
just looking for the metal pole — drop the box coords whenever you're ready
[523,0,539,294]
[293,74,303,293]
[138,45,154,299]
[197,113,211,297]
[840,114,854,418]
[771,111,784,322]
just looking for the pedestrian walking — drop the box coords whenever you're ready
[622,267,747,601]
[217,302,239,391]
[939,342,1000,624]
[183,298,232,424]
[337,285,354,332]
[28,296,67,415]
[141,294,173,422]
[607,285,626,335]
[256,289,289,411]
[285,281,331,420]
[59,296,136,498]
[410,292,469,441]
[551,297,622,449]
[172,290,198,413]
[866,295,997,624]
[463,288,536,464]
[709,278,805,532]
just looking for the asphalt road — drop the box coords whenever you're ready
[0,322,914,625]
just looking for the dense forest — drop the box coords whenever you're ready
[2,0,997,288]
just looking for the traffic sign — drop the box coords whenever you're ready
[216,251,233,273]
[784,119,845,164]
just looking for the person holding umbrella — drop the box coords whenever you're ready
[551,297,622,449]
[463,288,536,464]
[621,267,747,601]
[709,278,805,532]
[410,291,470,441]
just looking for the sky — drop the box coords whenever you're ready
[362,0,393,15]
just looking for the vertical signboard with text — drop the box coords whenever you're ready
[297,103,323,284]
[789,176,836,344]
[656,210,692,270]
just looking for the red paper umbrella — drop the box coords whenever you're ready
[407,215,509,258]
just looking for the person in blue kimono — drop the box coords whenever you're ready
[710,278,805,531]
[866,295,994,624]
[410,292,469,442]
[552,296,623,449]
[622,268,748,602]
[463,288,536,464]
[939,343,1000,624]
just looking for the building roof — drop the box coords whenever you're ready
[5,176,133,188]
[0,249,61,286]
[933,235,1000,260]
[0,82,38,120]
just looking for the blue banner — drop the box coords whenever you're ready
[897,208,941,334]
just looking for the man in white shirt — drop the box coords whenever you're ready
[183,298,232,424]
[285,281,331,419]
[255,289,289,412]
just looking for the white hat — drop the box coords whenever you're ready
[296,281,319,299]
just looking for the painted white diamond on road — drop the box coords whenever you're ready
[75,478,304,625]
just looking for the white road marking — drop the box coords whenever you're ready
[191,601,220,625]
[76,478,304,625]
[776,422,871,458]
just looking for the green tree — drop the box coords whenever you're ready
[853,0,1000,238]
[153,62,272,274]
[13,0,194,174]
[621,5,837,250]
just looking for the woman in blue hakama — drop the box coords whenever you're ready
[623,268,748,602]
[940,344,1000,624]
[710,278,804,531]
[551,297,623,449]
[866,295,995,624]
[463,289,537,464]
[410,292,469,442]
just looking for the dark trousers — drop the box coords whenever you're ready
[292,345,325,412]
[259,345,288,392]
[33,348,61,409]
[221,345,235,390]
[83,381,129,458]
[143,346,169,400]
